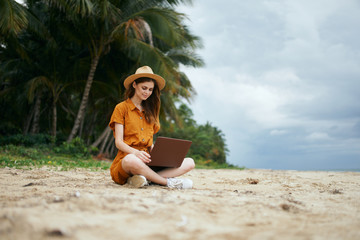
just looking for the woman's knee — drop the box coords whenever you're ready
[122,154,145,174]
[183,157,195,171]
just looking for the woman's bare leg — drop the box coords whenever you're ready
[122,154,167,185]
[156,158,195,178]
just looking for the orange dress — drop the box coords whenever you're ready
[109,98,160,184]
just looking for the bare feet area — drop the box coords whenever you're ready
[1,167,359,240]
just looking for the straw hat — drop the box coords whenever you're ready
[123,66,166,90]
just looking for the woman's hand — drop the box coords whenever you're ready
[135,150,151,164]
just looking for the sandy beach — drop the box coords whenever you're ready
[0,167,359,240]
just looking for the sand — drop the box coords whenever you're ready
[0,167,359,240]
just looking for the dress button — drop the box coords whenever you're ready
[141,128,144,131]
[140,117,143,120]
[142,139,145,142]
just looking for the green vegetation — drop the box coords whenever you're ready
[0,0,235,168]
[195,159,244,170]
[159,104,233,167]
[0,132,239,170]
[0,144,111,171]
[0,130,239,170]
[0,142,241,170]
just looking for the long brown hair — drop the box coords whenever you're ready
[125,77,161,124]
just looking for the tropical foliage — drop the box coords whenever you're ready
[0,0,229,165]
[159,104,229,166]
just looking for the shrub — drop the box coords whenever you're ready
[0,122,21,136]
[0,145,43,160]
[0,134,53,146]
[54,137,91,158]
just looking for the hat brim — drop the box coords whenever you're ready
[124,73,166,90]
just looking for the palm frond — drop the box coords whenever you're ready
[125,38,196,120]
[45,0,93,17]
[0,0,28,35]
[136,7,184,47]
[167,48,204,68]
[27,75,51,102]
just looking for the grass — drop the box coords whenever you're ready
[0,144,244,171]
[0,145,111,171]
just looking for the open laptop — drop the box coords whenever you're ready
[148,137,192,168]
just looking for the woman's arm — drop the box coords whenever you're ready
[114,123,151,163]
[114,123,136,154]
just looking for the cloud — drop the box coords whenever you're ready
[270,129,287,136]
[306,132,332,142]
[179,0,360,170]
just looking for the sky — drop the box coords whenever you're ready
[177,0,360,170]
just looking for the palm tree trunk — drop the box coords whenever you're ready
[99,127,112,153]
[51,100,57,137]
[104,134,115,156]
[79,105,86,138]
[67,54,100,142]
[30,90,42,134]
[86,112,98,145]
[91,127,111,148]
[23,105,34,134]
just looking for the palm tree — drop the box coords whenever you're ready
[46,0,201,142]
[1,0,204,149]
[0,0,50,58]
[124,8,204,122]
[0,0,85,137]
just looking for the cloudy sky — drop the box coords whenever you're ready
[177,0,360,170]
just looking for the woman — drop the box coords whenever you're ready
[109,66,195,189]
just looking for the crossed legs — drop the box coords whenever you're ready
[121,155,195,186]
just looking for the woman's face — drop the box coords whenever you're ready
[133,80,155,101]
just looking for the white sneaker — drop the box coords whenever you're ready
[167,178,193,189]
[127,175,148,188]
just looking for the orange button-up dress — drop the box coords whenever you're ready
[109,98,160,184]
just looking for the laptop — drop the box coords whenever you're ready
[148,137,192,168]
